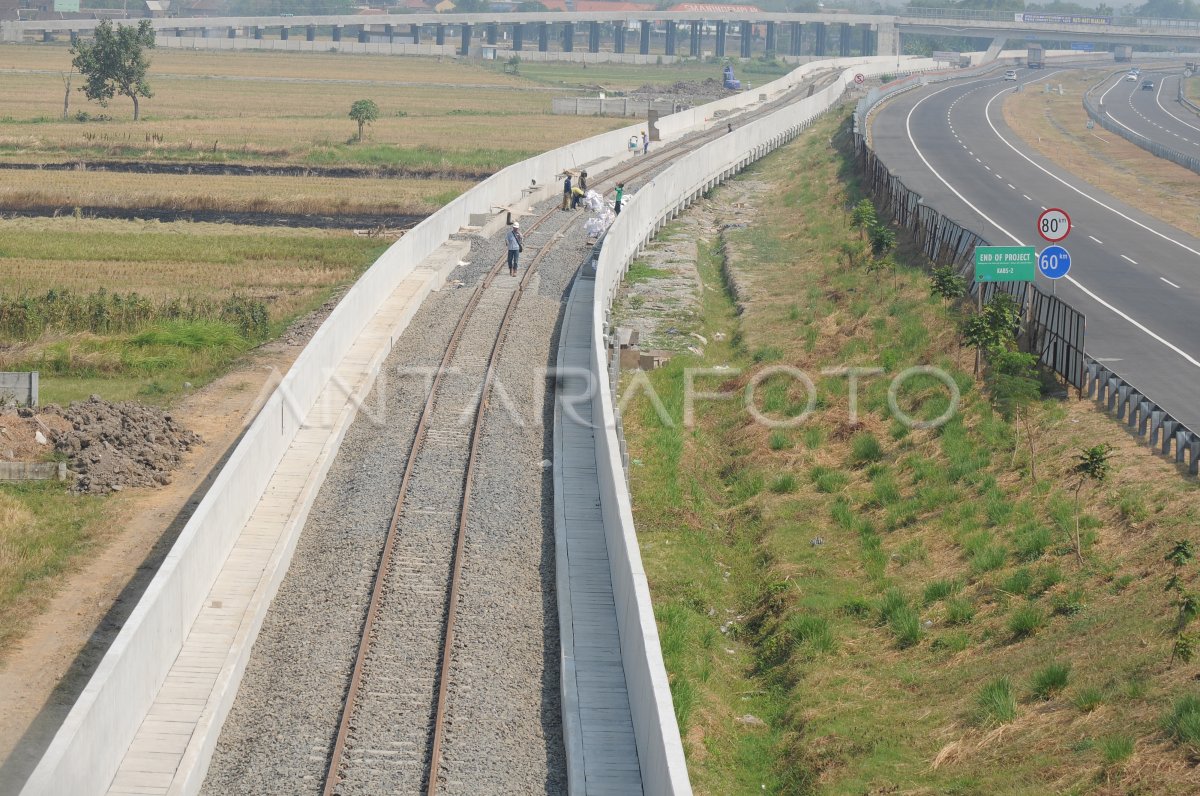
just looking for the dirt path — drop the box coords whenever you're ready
[0,305,334,793]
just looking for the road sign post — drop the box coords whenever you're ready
[974,246,1037,282]
[1037,208,1071,243]
[1038,245,1071,296]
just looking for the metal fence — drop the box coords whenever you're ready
[1082,75,1200,176]
[853,94,1198,474]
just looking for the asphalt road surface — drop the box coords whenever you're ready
[1098,67,1200,152]
[871,66,1200,429]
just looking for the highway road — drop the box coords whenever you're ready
[1099,67,1200,152]
[871,67,1200,429]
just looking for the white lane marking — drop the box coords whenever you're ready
[1008,183,1016,189]
[1089,235,1103,244]
[1121,254,1138,264]
[975,157,981,162]
[1162,277,1181,288]
[902,82,1200,372]
[983,85,1200,260]
[1155,75,1200,135]
[1022,194,1031,200]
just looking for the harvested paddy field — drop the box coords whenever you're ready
[0,45,630,218]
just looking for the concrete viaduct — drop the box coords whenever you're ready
[4,9,1200,59]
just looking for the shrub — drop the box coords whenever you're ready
[811,466,848,493]
[1030,662,1071,700]
[850,433,884,466]
[1051,587,1086,616]
[1073,687,1104,712]
[970,544,1007,575]
[1012,525,1051,564]
[1009,604,1047,639]
[768,431,792,451]
[877,587,908,625]
[1000,567,1034,596]
[841,596,871,618]
[1101,734,1134,766]
[945,596,975,626]
[888,605,922,648]
[977,677,1017,725]
[923,578,960,604]
[788,614,836,656]
[769,473,798,494]
[1163,694,1200,752]
[931,631,971,653]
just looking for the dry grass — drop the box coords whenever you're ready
[1001,68,1200,241]
[0,167,473,214]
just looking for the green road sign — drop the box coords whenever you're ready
[974,246,1036,282]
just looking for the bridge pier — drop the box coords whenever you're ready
[789,21,802,56]
[562,21,574,52]
[305,25,315,42]
[435,23,445,46]
[876,22,897,58]
[715,20,726,57]
[839,23,851,56]
[664,20,676,56]
[588,20,599,53]
[740,21,751,58]
[640,20,651,55]
[227,27,237,39]
[690,19,701,57]
[861,24,872,55]
[765,21,776,56]
[253,26,262,40]
[460,23,471,55]
[410,23,420,44]
[512,22,522,51]
[538,21,548,52]
[486,22,498,45]
[814,22,827,56]
[281,26,289,41]
[358,27,369,44]
[614,21,626,54]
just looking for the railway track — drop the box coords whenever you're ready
[205,64,849,796]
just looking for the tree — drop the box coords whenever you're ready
[929,265,966,301]
[61,71,73,120]
[1071,443,1112,563]
[348,99,380,143]
[69,19,156,121]
[988,350,1043,484]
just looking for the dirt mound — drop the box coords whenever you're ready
[32,397,202,494]
[630,78,735,99]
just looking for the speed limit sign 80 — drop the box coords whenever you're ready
[1037,208,1071,243]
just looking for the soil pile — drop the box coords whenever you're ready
[0,412,73,461]
[36,397,202,494]
[630,78,736,99]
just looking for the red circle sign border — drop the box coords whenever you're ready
[1037,207,1071,243]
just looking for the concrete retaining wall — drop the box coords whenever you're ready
[0,371,37,407]
[553,96,688,117]
[0,461,66,482]
[589,54,936,795]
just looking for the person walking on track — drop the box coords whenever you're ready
[614,183,624,216]
[506,221,523,276]
[561,173,572,211]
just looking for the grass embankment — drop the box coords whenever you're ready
[0,483,109,652]
[622,110,1200,793]
[0,218,386,404]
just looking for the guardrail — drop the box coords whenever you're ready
[858,79,1200,476]
[1177,77,1200,114]
[1083,70,1200,175]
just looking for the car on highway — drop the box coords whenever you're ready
[1142,80,1155,90]
[1125,72,1138,81]
[1004,70,1018,81]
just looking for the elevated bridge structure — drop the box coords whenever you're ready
[5,9,1200,59]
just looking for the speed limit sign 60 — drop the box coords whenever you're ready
[1037,208,1071,243]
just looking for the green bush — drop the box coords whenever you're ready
[769,473,798,494]
[877,587,908,625]
[1163,694,1200,751]
[1030,662,1071,700]
[850,432,884,466]
[888,605,922,648]
[1008,604,1047,639]
[976,677,1017,725]
[788,614,836,656]
[931,630,971,653]
[811,466,848,494]
[768,431,792,451]
[970,543,1007,575]
[945,596,975,626]
[1013,523,1054,561]
[923,578,960,604]
[1072,686,1104,712]
[1000,567,1034,596]
[1101,734,1134,765]
[1051,587,1086,616]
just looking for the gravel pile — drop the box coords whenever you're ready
[631,77,737,99]
[20,397,202,494]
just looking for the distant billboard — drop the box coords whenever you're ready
[53,0,81,10]
[1015,12,1112,26]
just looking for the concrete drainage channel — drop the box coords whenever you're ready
[16,55,938,796]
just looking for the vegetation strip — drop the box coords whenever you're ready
[620,108,1200,793]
